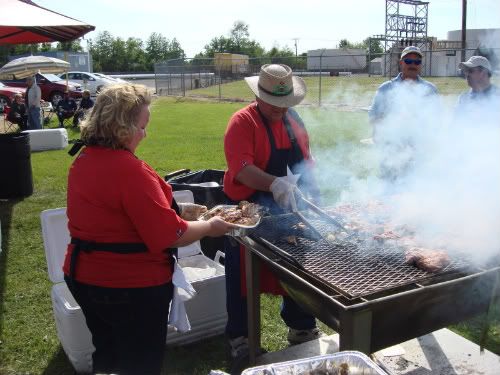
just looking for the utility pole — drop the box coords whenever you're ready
[292,38,299,57]
[292,38,299,69]
[461,0,467,63]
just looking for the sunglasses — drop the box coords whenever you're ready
[403,58,422,65]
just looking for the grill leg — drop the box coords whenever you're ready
[339,309,373,354]
[245,247,261,365]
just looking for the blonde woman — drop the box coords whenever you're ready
[63,84,234,374]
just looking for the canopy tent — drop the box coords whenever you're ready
[0,0,95,45]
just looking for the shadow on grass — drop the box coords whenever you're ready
[0,198,21,336]
[41,346,75,375]
[164,335,230,375]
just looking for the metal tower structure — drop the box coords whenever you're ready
[369,0,430,76]
[385,0,429,51]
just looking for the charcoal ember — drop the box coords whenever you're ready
[405,247,450,272]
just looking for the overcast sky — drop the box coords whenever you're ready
[37,0,500,57]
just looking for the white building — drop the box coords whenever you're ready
[307,49,367,72]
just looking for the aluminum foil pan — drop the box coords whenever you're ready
[241,351,387,375]
[198,204,262,237]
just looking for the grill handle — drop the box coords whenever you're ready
[298,196,348,231]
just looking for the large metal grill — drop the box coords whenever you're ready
[249,213,481,299]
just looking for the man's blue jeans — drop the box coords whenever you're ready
[224,237,316,339]
[28,106,41,129]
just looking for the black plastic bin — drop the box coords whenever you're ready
[165,169,226,260]
[165,169,226,209]
[0,132,33,199]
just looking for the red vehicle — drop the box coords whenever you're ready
[0,81,26,109]
[1,73,82,106]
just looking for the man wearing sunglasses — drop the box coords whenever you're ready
[368,46,437,142]
[457,56,498,108]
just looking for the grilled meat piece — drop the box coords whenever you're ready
[284,235,298,246]
[405,247,450,272]
[374,230,401,241]
[238,200,259,217]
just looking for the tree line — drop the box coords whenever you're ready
[0,21,382,73]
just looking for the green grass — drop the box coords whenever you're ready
[0,97,499,374]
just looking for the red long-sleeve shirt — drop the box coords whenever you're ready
[63,146,188,288]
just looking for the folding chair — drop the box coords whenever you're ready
[1,106,20,133]
[56,109,75,128]
[40,101,55,128]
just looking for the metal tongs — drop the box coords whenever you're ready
[296,194,349,232]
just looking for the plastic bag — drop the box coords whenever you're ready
[168,258,197,332]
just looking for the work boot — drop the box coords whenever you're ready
[227,336,267,375]
[287,327,322,345]
[228,336,249,375]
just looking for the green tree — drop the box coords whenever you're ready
[199,21,264,58]
[57,39,83,52]
[230,21,249,53]
[265,45,296,67]
[145,33,185,69]
[124,37,147,72]
[89,31,114,71]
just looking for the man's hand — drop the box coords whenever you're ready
[178,203,208,221]
[270,177,302,210]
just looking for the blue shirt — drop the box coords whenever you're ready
[369,73,438,123]
[455,84,500,123]
[456,84,499,107]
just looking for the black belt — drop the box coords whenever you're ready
[69,237,148,283]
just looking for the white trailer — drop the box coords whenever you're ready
[307,48,367,71]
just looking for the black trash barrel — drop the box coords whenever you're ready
[0,133,33,199]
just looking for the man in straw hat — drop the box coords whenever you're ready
[223,64,321,370]
[457,56,499,108]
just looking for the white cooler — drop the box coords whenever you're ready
[41,190,227,373]
[23,128,68,151]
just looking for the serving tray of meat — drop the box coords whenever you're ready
[198,201,262,236]
[241,351,387,374]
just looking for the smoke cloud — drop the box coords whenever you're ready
[302,80,500,264]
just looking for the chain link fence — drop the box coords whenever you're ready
[154,48,499,109]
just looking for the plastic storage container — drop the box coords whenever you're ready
[41,190,227,372]
[0,132,33,198]
[22,128,68,151]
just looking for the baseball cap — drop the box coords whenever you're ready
[459,56,491,73]
[400,46,423,59]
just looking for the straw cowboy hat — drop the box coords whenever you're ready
[245,64,306,108]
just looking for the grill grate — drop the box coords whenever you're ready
[249,213,477,299]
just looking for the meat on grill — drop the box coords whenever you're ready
[405,247,450,272]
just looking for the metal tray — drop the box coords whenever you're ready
[241,351,387,375]
[198,204,261,237]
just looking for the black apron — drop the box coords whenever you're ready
[241,105,306,213]
[68,197,181,285]
[227,105,308,294]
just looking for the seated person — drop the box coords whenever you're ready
[56,92,77,127]
[73,90,94,127]
[7,93,28,130]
